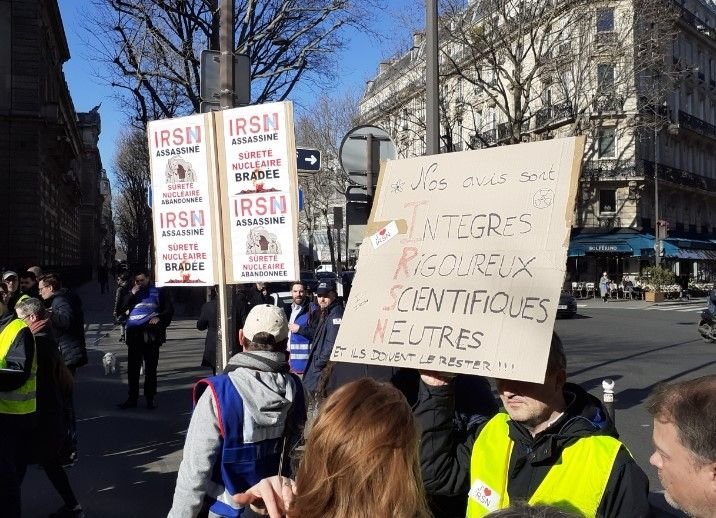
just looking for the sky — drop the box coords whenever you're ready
[57,0,419,182]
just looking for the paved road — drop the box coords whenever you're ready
[20,284,714,517]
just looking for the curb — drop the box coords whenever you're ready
[652,298,707,307]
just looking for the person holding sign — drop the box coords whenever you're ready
[415,334,651,518]
[302,280,344,395]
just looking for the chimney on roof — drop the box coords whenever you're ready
[413,32,424,48]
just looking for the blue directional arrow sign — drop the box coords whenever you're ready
[296,147,321,172]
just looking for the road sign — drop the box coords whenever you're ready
[338,125,396,190]
[200,101,220,113]
[296,147,321,172]
[200,50,251,105]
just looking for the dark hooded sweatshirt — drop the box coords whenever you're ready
[414,381,651,518]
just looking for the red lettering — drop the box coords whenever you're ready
[382,284,403,311]
[373,319,387,344]
[393,247,418,280]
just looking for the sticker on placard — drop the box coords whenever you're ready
[370,221,399,249]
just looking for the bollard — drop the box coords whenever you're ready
[602,378,616,425]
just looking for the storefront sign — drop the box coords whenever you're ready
[147,114,219,286]
[215,102,300,283]
[331,137,584,383]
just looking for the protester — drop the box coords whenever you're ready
[599,272,610,302]
[4,270,21,311]
[0,282,9,315]
[231,378,431,518]
[415,333,650,517]
[0,297,36,518]
[27,265,43,279]
[15,298,83,518]
[647,375,716,518]
[19,271,40,300]
[324,364,498,517]
[302,280,343,394]
[196,287,218,375]
[113,271,131,342]
[38,273,88,374]
[486,503,580,517]
[117,268,173,409]
[283,281,316,375]
[235,283,274,353]
[169,304,305,518]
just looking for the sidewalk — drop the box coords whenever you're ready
[22,281,210,518]
[574,295,707,310]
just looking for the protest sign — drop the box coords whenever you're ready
[331,137,584,382]
[215,102,300,283]
[147,113,219,286]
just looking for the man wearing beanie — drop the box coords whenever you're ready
[169,304,306,518]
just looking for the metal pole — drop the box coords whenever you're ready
[219,0,235,109]
[217,0,235,371]
[366,133,374,200]
[654,125,661,266]
[425,0,440,155]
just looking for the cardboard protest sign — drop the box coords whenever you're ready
[215,102,300,283]
[148,114,220,286]
[331,137,584,382]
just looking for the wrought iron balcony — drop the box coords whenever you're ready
[594,32,617,46]
[582,159,638,180]
[592,93,625,113]
[481,129,496,144]
[641,160,716,192]
[678,110,716,139]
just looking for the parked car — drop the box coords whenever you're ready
[268,282,293,307]
[556,292,578,318]
[315,271,338,282]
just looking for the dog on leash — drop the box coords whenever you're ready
[102,352,119,375]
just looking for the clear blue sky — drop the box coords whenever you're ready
[58,0,418,181]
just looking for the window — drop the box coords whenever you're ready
[597,127,616,158]
[597,64,615,91]
[599,189,617,213]
[596,8,615,32]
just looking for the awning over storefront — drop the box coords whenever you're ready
[663,238,716,260]
[568,230,716,260]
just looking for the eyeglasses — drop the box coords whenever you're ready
[38,285,48,291]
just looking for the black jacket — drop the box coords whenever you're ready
[282,299,317,341]
[47,288,87,369]
[302,299,344,393]
[197,298,217,369]
[415,381,651,518]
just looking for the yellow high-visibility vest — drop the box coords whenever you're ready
[0,319,37,415]
[467,413,622,518]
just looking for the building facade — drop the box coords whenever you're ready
[359,0,716,284]
[0,0,110,280]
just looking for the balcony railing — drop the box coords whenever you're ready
[497,122,511,140]
[481,129,496,145]
[592,93,625,113]
[582,159,638,179]
[679,110,716,139]
[594,32,618,46]
[642,160,716,192]
[534,101,573,129]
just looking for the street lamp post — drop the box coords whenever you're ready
[654,124,660,267]
[426,0,440,155]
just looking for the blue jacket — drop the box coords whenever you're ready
[283,301,317,374]
[302,300,344,393]
[193,373,304,517]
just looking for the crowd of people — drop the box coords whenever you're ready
[3,269,714,518]
[181,278,715,518]
[1,266,88,518]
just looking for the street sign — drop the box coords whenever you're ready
[296,147,321,172]
[200,50,251,105]
[200,101,220,113]
[338,125,396,190]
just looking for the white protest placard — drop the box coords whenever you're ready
[331,137,584,383]
[147,114,219,286]
[215,102,300,283]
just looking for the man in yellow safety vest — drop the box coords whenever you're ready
[0,304,37,518]
[415,333,650,518]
